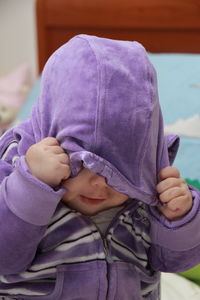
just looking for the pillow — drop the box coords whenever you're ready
[18,76,41,121]
[0,64,32,134]
[148,53,200,186]
[161,272,200,299]
[148,53,200,124]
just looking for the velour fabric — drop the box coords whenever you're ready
[8,35,177,204]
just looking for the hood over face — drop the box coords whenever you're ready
[10,35,178,205]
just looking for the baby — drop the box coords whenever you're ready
[0,34,199,300]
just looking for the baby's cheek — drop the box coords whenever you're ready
[62,189,77,203]
[112,193,129,206]
[61,192,69,204]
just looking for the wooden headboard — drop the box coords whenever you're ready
[36,0,200,73]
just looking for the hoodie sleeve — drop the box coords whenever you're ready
[148,188,200,273]
[0,137,65,275]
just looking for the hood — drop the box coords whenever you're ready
[12,35,178,205]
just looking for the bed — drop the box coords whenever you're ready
[12,0,200,298]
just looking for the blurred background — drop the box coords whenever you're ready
[0,0,37,80]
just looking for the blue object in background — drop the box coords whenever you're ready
[18,77,41,121]
[149,53,200,180]
[148,53,200,124]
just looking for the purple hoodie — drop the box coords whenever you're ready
[0,34,200,299]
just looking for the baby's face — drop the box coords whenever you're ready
[62,168,128,216]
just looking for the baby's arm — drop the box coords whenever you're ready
[148,166,200,273]
[26,137,71,187]
[156,166,193,221]
[0,137,70,275]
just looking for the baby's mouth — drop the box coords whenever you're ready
[80,195,106,205]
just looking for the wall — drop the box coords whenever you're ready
[0,0,37,80]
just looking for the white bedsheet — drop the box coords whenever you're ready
[161,273,200,300]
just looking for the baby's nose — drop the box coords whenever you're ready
[90,174,107,188]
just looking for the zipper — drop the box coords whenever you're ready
[103,236,113,263]
[100,204,131,263]
[90,220,112,263]
[90,200,136,262]
[102,235,108,256]
[102,200,138,263]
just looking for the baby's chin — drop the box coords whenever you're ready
[74,206,107,217]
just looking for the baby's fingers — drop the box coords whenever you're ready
[159,186,187,203]
[158,166,180,181]
[59,164,71,181]
[166,195,190,212]
[156,177,183,194]
[58,153,70,164]
[158,195,192,220]
[51,146,65,154]
[40,137,59,146]
[158,204,182,221]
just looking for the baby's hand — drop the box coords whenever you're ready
[26,137,71,187]
[156,166,193,221]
